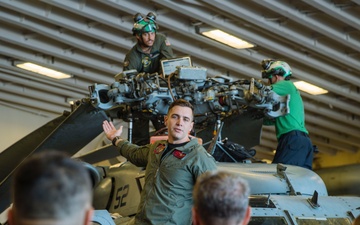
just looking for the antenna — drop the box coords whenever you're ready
[307,190,320,208]
[276,164,297,195]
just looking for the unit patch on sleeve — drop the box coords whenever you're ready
[165,38,171,46]
[154,143,166,154]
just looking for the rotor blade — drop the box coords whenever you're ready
[0,114,67,184]
[34,100,108,155]
[76,144,119,164]
[0,99,108,212]
[0,113,68,213]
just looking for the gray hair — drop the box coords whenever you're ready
[193,170,250,225]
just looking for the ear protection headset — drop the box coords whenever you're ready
[132,12,158,35]
[261,59,292,80]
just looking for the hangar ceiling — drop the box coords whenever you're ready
[0,0,360,166]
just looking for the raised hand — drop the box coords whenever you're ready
[102,120,123,141]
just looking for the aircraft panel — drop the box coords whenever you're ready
[218,163,328,196]
[250,195,360,225]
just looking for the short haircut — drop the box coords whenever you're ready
[167,99,194,120]
[11,151,93,220]
[193,170,250,225]
[353,215,360,225]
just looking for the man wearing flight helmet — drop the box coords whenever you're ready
[123,12,174,75]
[123,12,174,145]
[261,59,314,170]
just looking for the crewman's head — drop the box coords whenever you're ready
[132,12,158,48]
[261,59,292,84]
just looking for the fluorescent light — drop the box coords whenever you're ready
[200,29,254,49]
[14,62,72,79]
[294,81,328,95]
[66,98,77,105]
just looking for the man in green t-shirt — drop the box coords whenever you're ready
[261,59,314,169]
[123,12,174,145]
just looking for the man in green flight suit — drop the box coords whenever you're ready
[124,12,173,74]
[123,12,174,145]
[102,99,217,225]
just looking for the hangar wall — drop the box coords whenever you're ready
[314,151,360,169]
[0,104,57,152]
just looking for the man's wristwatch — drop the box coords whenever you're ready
[112,136,121,146]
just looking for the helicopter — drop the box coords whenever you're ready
[0,62,359,224]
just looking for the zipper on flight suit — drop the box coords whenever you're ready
[141,144,173,215]
[154,146,174,178]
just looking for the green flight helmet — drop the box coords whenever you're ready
[132,12,158,35]
[261,59,292,80]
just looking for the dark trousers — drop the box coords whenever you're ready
[272,130,314,170]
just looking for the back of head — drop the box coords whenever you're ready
[132,12,158,35]
[261,59,292,80]
[10,151,93,224]
[193,171,250,225]
[353,215,360,225]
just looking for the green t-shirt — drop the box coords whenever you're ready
[264,80,308,139]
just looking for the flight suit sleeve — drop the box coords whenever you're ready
[191,146,217,180]
[159,37,174,59]
[123,47,142,72]
[117,140,150,167]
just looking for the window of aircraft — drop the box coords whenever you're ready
[249,217,287,225]
[296,217,351,225]
[249,196,276,208]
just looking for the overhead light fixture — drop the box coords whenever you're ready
[197,27,254,49]
[14,61,72,79]
[294,81,328,95]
